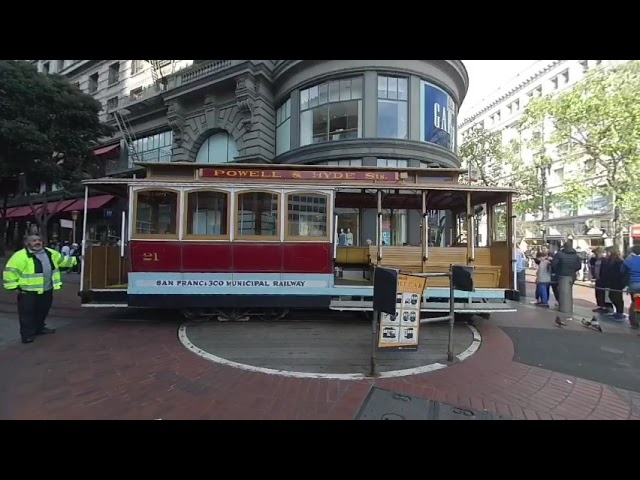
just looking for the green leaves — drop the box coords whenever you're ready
[0,60,115,195]
[459,124,514,187]
[519,60,640,236]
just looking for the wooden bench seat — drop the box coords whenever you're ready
[335,246,370,265]
[366,246,503,288]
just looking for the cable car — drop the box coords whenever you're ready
[78,163,519,321]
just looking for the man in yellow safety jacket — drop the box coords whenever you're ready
[3,234,78,344]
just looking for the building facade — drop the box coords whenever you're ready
[458,60,629,251]
[9,60,469,249]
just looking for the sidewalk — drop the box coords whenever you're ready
[0,303,638,420]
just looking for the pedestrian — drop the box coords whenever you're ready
[601,246,625,321]
[590,247,609,313]
[516,245,527,299]
[2,234,79,344]
[551,239,582,327]
[535,252,552,307]
[621,245,640,329]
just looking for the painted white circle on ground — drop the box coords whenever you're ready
[178,322,482,380]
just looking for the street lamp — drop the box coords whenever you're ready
[537,162,550,245]
[71,210,79,244]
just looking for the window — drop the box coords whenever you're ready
[527,86,542,99]
[130,87,143,100]
[130,60,144,75]
[579,60,589,74]
[236,191,280,239]
[135,190,179,237]
[378,76,408,139]
[57,60,65,71]
[129,131,173,165]
[108,62,120,86]
[88,73,99,93]
[42,62,50,74]
[300,77,363,146]
[377,159,408,168]
[382,209,408,246]
[107,96,119,111]
[195,131,239,164]
[316,159,363,167]
[286,193,329,240]
[276,98,291,156]
[553,167,564,184]
[185,191,229,238]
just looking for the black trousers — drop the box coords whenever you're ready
[595,279,607,308]
[17,290,53,339]
[608,290,624,314]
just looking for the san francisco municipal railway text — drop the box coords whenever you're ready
[154,280,306,287]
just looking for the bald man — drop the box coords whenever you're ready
[3,234,78,343]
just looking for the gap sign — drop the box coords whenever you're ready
[420,81,457,153]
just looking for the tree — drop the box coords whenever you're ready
[0,60,115,243]
[459,124,513,187]
[520,60,640,250]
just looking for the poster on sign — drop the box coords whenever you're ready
[378,273,427,350]
[420,81,457,153]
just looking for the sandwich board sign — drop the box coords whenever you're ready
[377,273,427,351]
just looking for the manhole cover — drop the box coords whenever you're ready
[356,387,512,420]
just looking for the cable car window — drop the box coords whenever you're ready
[135,190,178,237]
[186,191,228,237]
[236,191,279,239]
[286,193,329,240]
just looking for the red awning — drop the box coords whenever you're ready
[63,194,115,212]
[5,199,74,219]
[5,195,115,219]
[94,144,120,157]
[6,206,32,219]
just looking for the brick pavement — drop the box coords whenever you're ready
[1,258,638,419]
[0,303,638,420]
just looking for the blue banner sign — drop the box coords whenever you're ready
[420,81,457,152]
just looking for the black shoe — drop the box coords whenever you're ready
[36,327,56,335]
[21,337,35,344]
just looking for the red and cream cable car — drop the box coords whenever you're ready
[78,163,519,321]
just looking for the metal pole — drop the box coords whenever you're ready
[370,309,378,377]
[79,186,89,292]
[541,166,547,245]
[447,271,455,362]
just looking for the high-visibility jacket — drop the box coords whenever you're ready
[3,248,77,294]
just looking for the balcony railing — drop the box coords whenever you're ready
[169,60,243,88]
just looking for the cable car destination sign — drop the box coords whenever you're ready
[200,168,398,182]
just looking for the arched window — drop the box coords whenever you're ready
[134,189,179,238]
[195,131,239,164]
